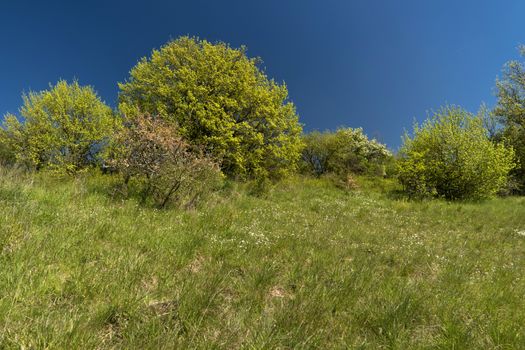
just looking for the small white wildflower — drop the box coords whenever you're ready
[516,229,525,237]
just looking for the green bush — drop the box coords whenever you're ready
[118,36,303,180]
[301,128,391,178]
[300,131,335,176]
[494,46,525,193]
[0,133,16,166]
[397,106,516,200]
[1,80,118,173]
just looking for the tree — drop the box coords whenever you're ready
[301,131,336,177]
[0,128,16,166]
[109,113,222,208]
[301,128,391,177]
[1,80,116,173]
[397,106,515,200]
[494,46,525,193]
[118,36,303,180]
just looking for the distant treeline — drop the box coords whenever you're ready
[1,37,524,203]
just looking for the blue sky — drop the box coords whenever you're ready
[1,0,524,148]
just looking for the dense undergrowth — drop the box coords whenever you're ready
[1,169,525,349]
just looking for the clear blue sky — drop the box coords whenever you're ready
[1,0,524,148]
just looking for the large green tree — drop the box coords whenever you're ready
[1,80,116,172]
[118,36,303,179]
[494,46,525,192]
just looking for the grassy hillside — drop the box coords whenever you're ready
[1,169,525,349]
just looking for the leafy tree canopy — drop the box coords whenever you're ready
[494,46,525,192]
[1,80,116,173]
[118,36,303,180]
[301,127,391,177]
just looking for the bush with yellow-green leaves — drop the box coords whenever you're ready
[1,80,117,173]
[398,106,516,200]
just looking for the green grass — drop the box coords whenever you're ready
[1,169,525,349]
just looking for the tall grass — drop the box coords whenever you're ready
[1,169,525,348]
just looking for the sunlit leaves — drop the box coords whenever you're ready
[118,37,303,180]
[494,46,525,192]
[1,80,116,173]
[398,106,515,199]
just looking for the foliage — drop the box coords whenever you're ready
[397,106,515,200]
[1,80,116,173]
[301,128,392,178]
[300,131,335,176]
[118,36,303,180]
[110,113,223,208]
[494,46,525,193]
[0,131,16,166]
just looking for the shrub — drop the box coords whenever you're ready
[301,128,391,178]
[1,80,117,173]
[110,113,223,209]
[0,131,16,166]
[494,46,525,193]
[118,36,303,180]
[300,131,335,177]
[245,177,273,197]
[397,106,516,200]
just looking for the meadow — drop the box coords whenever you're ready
[1,169,525,349]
